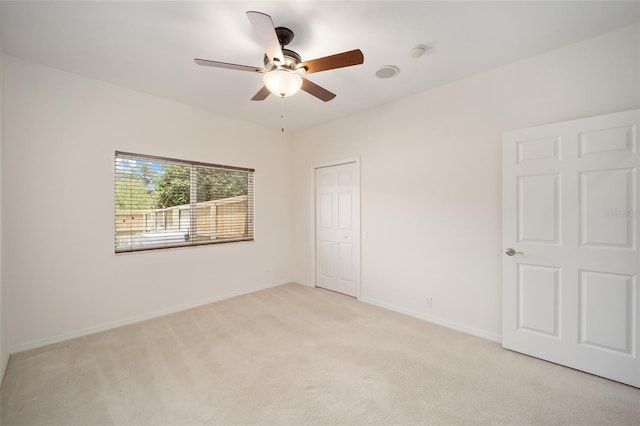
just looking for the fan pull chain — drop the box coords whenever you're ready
[281,96,285,132]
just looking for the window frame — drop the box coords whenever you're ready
[114,151,255,253]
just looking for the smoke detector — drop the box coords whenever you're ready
[409,44,429,58]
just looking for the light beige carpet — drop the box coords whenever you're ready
[1,283,639,425]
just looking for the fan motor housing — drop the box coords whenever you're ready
[264,48,302,71]
[262,26,303,71]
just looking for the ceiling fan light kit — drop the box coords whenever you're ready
[194,10,364,104]
[263,69,303,97]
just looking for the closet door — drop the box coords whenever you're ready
[315,162,360,297]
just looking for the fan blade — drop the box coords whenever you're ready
[194,58,265,73]
[246,11,285,65]
[251,86,271,101]
[301,78,336,102]
[299,49,364,75]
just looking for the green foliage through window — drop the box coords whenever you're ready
[115,152,254,252]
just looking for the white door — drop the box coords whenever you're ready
[315,162,360,297]
[503,109,640,388]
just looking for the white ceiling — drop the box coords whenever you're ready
[0,1,638,132]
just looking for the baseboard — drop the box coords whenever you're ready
[10,280,289,354]
[359,296,502,343]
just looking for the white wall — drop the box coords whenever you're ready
[291,24,640,341]
[0,44,9,379]
[3,56,293,351]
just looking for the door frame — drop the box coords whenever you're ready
[311,157,361,299]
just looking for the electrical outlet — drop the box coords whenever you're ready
[426,297,432,308]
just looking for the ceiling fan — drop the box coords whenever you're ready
[194,11,364,102]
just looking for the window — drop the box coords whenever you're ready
[115,151,254,253]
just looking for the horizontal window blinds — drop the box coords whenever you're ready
[115,151,254,253]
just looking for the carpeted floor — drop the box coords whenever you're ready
[1,283,639,425]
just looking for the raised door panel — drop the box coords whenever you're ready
[517,174,560,244]
[319,192,334,229]
[318,241,335,280]
[337,169,353,186]
[517,264,560,338]
[339,243,353,283]
[338,191,353,231]
[579,126,636,158]
[579,271,635,355]
[517,137,561,164]
[579,169,636,249]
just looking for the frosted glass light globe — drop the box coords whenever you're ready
[263,69,303,97]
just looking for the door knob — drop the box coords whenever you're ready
[505,248,524,256]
